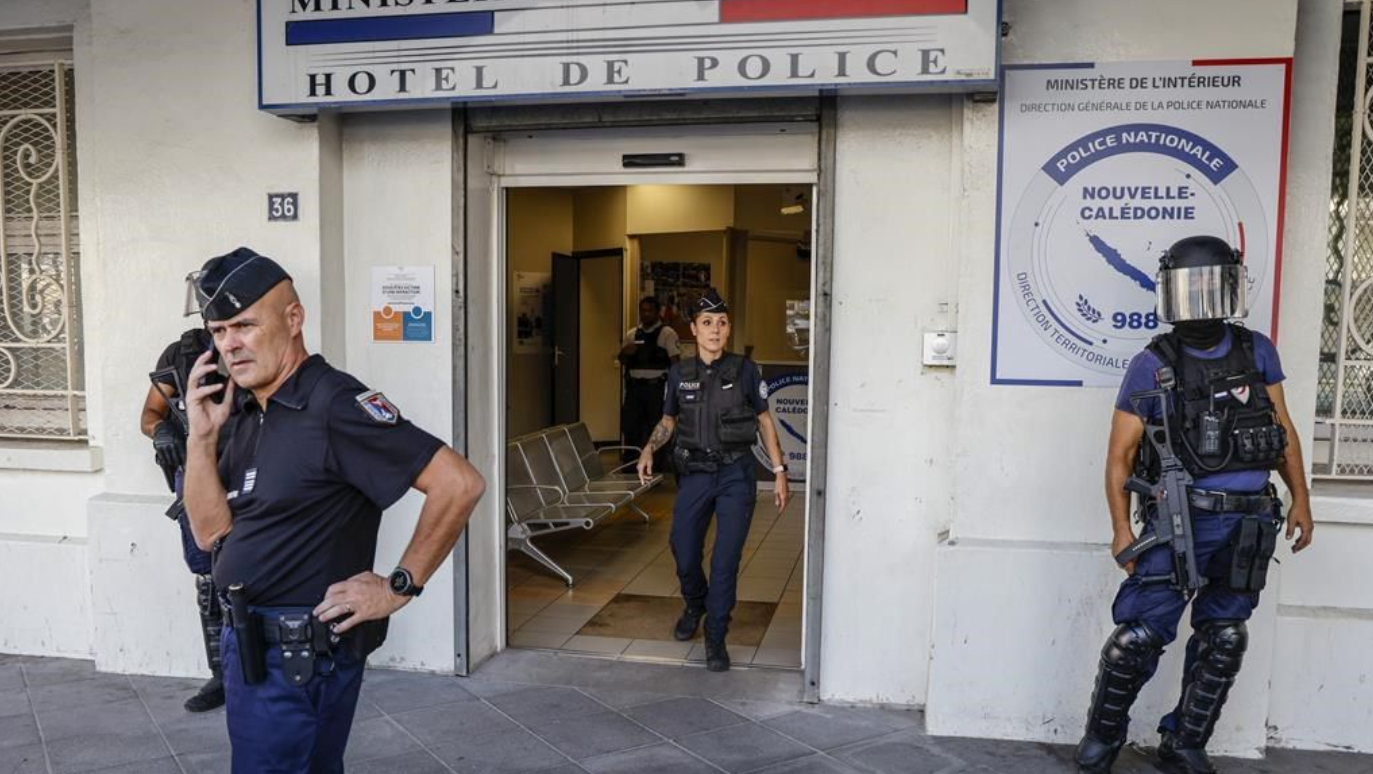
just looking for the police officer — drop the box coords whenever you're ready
[181,247,485,773]
[1074,237,1314,774]
[619,296,680,462]
[140,325,225,713]
[637,289,790,672]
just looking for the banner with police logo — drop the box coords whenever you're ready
[991,60,1291,387]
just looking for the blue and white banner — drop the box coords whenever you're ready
[991,60,1291,387]
[258,0,998,112]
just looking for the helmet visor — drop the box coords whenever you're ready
[1156,264,1248,323]
[183,271,210,317]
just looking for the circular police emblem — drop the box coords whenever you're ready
[763,373,808,483]
[1005,122,1270,379]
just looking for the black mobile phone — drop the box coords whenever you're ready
[200,347,229,403]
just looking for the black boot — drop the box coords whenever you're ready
[705,638,731,672]
[1157,621,1247,774]
[1074,623,1164,773]
[185,574,226,713]
[673,605,706,642]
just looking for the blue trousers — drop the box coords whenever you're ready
[670,456,758,640]
[221,611,366,774]
[1111,510,1276,734]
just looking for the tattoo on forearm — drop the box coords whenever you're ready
[646,421,673,454]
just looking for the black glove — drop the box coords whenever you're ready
[152,420,186,469]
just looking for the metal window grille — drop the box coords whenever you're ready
[0,62,85,441]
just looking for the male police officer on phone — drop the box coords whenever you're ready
[1074,237,1314,774]
[140,323,227,712]
[181,247,485,773]
[637,289,790,672]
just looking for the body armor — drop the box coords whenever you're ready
[674,354,759,463]
[627,325,672,373]
[1137,325,1286,480]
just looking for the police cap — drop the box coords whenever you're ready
[193,247,292,322]
[690,288,729,320]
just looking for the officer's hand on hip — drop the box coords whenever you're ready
[314,571,409,634]
[637,452,654,485]
[1286,500,1314,553]
[185,350,234,442]
[774,473,790,513]
[1111,529,1137,575]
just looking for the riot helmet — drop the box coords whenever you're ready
[1155,236,1248,323]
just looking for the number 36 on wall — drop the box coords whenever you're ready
[267,192,299,222]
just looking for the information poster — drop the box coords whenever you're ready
[992,60,1291,386]
[758,364,809,484]
[371,266,434,342]
[513,271,552,354]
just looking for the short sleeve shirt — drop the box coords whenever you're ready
[624,324,681,379]
[663,355,770,418]
[211,355,444,607]
[1115,327,1285,491]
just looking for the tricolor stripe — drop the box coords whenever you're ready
[720,0,967,23]
[285,11,493,46]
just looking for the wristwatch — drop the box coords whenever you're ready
[387,567,424,598]
[772,463,789,474]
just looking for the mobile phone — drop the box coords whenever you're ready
[200,347,229,403]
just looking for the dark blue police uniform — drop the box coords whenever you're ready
[663,353,770,642]
[214,354,442,773]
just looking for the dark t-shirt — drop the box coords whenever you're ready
[1115,327,1285,492]
[211,355,444,607]
[662,354,770,418]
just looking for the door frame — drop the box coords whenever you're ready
[463,118,833,701]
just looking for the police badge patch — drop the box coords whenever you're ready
[759,380,770,400]
[356,390,400,425]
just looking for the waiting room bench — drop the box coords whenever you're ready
[505,423,663,585]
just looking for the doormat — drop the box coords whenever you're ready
[577,594,777,647]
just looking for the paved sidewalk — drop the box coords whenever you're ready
[2,652,1369,774]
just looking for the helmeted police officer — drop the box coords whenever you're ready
[181,247,485,773]
[619,296,680,463]
[1074,237,1314,774]
[141,325,226,712]
[637,289,790,672]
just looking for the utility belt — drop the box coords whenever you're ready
[1138,486,1284,594]
[1187,487,1278,515]
[223,584,388,687]
[672,446,746,475]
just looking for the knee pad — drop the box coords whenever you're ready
[1101,622,1165,673]
[1197,620,1247,676]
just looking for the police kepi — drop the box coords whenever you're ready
[1073,237,1314,774]
[180,246,486,773]
[636,289,792,672]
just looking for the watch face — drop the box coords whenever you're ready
[389,570,408,594]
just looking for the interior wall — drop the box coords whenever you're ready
[627,185,734,234]
[506,188,573,438]
[573,187,627,251]
[580,256,623,442]
[742,240,809,363]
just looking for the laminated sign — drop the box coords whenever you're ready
[991,60,1291,387]
[372,266,434,342]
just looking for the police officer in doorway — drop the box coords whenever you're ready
[1074,237,1314,774]
[181,247,486,773]
[140,325,227,713]
[637,289,790,672]
[619,296,680,462]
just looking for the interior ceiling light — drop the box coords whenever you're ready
[780,204,806,216]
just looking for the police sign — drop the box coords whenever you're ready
[258,0,999,113]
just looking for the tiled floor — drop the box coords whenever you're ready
[507,483,805,668]
[4,651,1369,774]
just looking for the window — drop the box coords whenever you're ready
[0,60,84,440]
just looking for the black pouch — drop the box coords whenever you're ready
[1229,513,1281,592]
[717,406,759,446]
[227,584,267,685]
[276,613,315,687]
[354,617,389,659]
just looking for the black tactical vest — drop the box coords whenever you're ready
[627,325,672,373]
[674,354,760,456]
[1137,324,1286,479]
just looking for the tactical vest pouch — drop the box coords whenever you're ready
[1229,511,1281,592]
[1233,423,1286,465]
[717,406,759,447]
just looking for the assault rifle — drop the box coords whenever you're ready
[1114,370,1205,592]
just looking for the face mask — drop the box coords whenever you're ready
[1172,320,1227,350]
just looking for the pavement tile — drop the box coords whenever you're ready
[713,698,805,721]
[44,730,170,774]
[427,726,570,773]
[391,699,521,747]
[1251,748,1373,774]
[177,750,232,774]
[346,750,453,774]
[677,722,813,773]
[0,666,24,693]
[581,687,677,710]
[748,755,865,774]
[362,669,477,713]
[84,757,184,773]
[488,686,612,727]
[156,709,232,756]
[925,735,1063,773]
[763,706,908,751]
[527,766,588,774]
[27,675,137,712]
[0,712,39,751]
[581,742,717,774]
[343,716,422,764]
[0,691,31,720]
[530,710,661,761]
[19,659,97,688]
[454,678,538,699]
[625,697,750,739]
[0,743,46,774]
[127,674,212,721]
[829,731,958,774]
[35,697,157,742]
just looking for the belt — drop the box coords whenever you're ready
[1187,488,1278,515]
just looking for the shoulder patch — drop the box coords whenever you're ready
[356,390,400,425]
[758,379,770,400]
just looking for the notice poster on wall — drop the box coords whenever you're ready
[642,261,712,342]
[371,266,435,342]
[992,60,1291,387]
[513,271,552,354]
[758,365,809,484]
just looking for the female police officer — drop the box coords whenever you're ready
[637,289,790,672]
[181,247,485,773]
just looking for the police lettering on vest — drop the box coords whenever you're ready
[672,354,760,468]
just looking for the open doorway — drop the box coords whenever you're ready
[502,183,814,669]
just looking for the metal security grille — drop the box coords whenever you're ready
[0,62,84,440]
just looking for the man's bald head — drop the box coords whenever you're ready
[206,279,308,400]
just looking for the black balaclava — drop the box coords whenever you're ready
[1172,319,1227,350]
